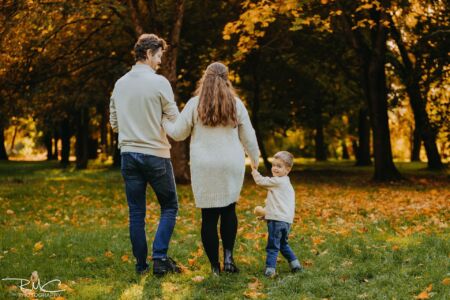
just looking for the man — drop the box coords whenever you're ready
[109,33,181,276]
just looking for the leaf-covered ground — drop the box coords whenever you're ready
[0,161,448,299]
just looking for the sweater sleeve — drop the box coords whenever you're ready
[237,99,260,167]
[251,170,281,188]
[162,98,196,141]
[159,77,179,121]
[109,93,118,133]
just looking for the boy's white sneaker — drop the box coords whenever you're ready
[264,267,276,277]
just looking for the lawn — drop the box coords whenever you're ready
[0,160,449,299]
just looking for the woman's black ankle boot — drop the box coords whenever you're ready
[223,249,239,273]
[211,263,221,276]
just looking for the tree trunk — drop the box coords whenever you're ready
[356,108,371,166]
[388,16,444,170]
[342,140,349,159]
[250,56,270,172]
[76,108,89,169]
[9,125,18,152]
[367,40,401,181]
[112,133,121,168]
[44,131,53,161]
[405,82,443,169]
[160,0,190,183]
[53,130,59,160]
[60,119,71,167]
[337,2,401,180]
[411,127,421,161]
[314,100,327,161]
[0,124,8,160]
[100,104,108,155]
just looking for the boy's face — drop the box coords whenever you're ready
[271,158,291,177]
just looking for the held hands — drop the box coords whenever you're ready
[251,159,259,171]
[254,206,266,220]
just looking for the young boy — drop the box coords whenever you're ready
[251,151,303,277]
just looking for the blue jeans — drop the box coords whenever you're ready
[121,152,178,272]
[266,220,298,268]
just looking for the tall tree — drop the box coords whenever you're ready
[386,1,446,169]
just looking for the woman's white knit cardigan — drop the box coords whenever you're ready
[162,96,260,208]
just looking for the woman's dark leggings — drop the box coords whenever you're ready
[201,202,237,267]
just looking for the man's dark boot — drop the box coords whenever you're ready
[223,249,239,273]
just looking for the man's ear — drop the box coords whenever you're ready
[145,49,152,61]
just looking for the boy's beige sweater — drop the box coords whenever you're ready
[251,170,295,224]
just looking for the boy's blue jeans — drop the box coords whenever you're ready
[121,152,178,272]
[266,220,298,268]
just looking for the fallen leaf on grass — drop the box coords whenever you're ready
[20,288,35,298]
[302,259,314,267]
[311,236,325,246]
[243,290,266,299]
[33,241,44,252]
[415,284,432,299]
[6,209,14,215]
[442,278,450,285]
[84,257,96,263]
[191,276,204,282]
[104,250,113,258]
[58,283,74,293]
[121,254,129,262]
[247,278,263,290]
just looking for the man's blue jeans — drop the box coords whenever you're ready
[121,152,178,272]
[266,220,298,268]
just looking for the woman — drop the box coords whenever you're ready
[162,62,260,275]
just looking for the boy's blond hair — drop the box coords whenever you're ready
[273,151,294,169]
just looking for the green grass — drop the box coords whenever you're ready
[0,160,449,299]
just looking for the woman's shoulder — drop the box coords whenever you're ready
[186,96,200,106]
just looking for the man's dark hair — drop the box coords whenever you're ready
[134,33,167,62]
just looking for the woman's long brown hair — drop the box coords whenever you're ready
[195,62,238,127]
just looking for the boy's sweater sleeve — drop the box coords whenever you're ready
[251,170,281,188]
[162,98,195,141]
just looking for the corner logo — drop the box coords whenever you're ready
[2,271,65,298]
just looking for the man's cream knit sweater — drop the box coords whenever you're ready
[162,96,260,208]
[109,64,179,158]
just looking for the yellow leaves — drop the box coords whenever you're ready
[104,250,113,258]
[84,256,96,263]
[121,254,129,262]
[442,278,450,285]
[320,0,328,4]
[58,282,74,293]
[6,209,15,215]
[243,278,266,299]
[33,241,44,252]
[391,245,400,251]
[191,275,204,282]
[415,284,433,299]
[311,236,325,246]
[405,13,419,28]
